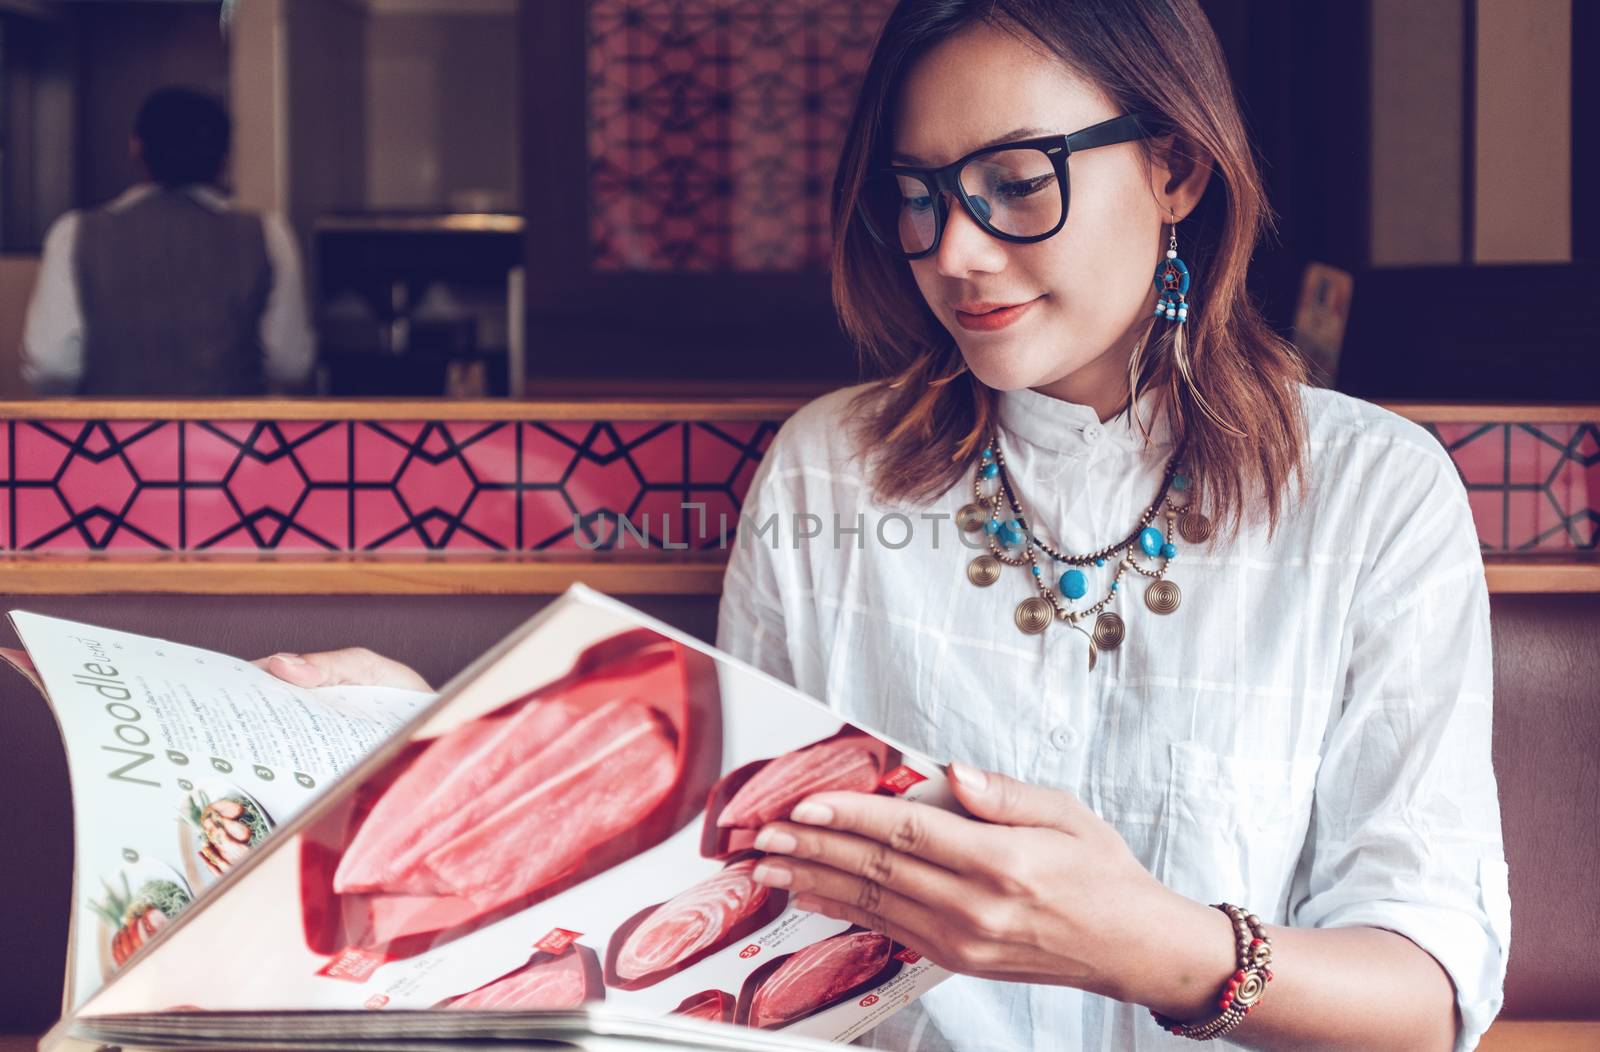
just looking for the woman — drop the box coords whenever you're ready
[263,2,1509,1049]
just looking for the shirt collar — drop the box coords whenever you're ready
[995,382,1174,456]
[108,182,232,214]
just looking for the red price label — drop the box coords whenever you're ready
[316,947,388,983]
[878,765,927,794]
[895,949,923,964]
[859,993,880,1007]
[363,994,390,1010]
[535,927,583,954]
[739,944,761,959]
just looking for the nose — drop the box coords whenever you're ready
[932,191,1007,278]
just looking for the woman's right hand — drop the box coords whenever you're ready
[252,647,433,693]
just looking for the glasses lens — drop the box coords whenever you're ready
[862,171,939,255]
[957,148,1061,238]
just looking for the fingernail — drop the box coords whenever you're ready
[270,653,307,666]
[793,894,820,912]
[754,828,797,853]
[789,802,833,825]
[949,761,987,791]
[752,862,792,888]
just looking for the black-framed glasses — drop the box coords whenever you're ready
[856,113,1156,260]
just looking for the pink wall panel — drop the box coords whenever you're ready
[0,417,1590,554]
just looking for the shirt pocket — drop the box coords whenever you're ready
[1154,740,1321,913]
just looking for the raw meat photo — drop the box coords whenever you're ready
[439,943,603,1010]
[735,928,904,1030]
[299,628,723,959]
[604,856,788,989]
[702,727,897,860]
[672,989,735,1024]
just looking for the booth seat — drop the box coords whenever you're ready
[0,590,1595,1050]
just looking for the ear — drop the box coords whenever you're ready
[1147,132,1214,221]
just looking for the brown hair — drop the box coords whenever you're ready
[830,0,1308,540]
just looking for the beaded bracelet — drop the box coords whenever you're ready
[1150,903,1274,1040]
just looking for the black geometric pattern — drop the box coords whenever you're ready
[0,418,778,553]
[1425,421,1600,551]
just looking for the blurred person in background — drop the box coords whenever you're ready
[21,86,313,396]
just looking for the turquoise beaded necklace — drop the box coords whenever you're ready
[956,432,1211,671]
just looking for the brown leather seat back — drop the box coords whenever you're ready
[1487,593,1600,1018]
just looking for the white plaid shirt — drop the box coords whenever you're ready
[716,382,1509,1051]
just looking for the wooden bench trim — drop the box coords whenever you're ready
[0,552,1589,595]
[0,396,1593,424]
[1477,1019,1600,1051]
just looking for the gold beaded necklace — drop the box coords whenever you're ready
[956,431,1213,671]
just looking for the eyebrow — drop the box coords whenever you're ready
[891,127,1052,165]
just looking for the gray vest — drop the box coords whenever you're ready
[72,187,273,396]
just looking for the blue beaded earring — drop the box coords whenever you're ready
[1153,217,1190,324]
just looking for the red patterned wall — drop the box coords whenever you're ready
[587,0,895,271]
[0,416,1593,554]
[0,419,774,552]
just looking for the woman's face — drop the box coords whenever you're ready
[891,23,1186,406]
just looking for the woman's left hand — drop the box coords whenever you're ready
[748,761,1207,1003]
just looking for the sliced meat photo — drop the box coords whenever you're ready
[673,989,735,1023]
[336,697,677,907]
[611,859,773,983]
[334,698,586,895]
[746,930,894,1029]
[717,734,883,829]
[298,630,726,961]
[444,944,600,1010]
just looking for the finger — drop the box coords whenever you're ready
[945,761,1094,833]
[789,892,936,963]
[786,792,999,873]
[255,649,431,692]
[756,854,952,950]
[256,653,328,687]
[754,821,967,909]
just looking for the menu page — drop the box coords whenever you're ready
[66,586,955,1044]
[7,610,435,1008]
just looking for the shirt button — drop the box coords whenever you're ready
[1082,424,1103,444]
[1049,725,1077,750]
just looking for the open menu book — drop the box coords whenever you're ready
[6,584,957,1052]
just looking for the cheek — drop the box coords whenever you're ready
[1035,214,1157,325]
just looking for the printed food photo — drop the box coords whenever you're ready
[702,726,898,860]
[602,855,788,989]
[179,782,274,882]
[88,862,195,975]
[734,927,905,1030]
[672,989,736,1024]
[438,943,605,1010]
[298,628,723,959]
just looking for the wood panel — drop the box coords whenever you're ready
[0,551,1588,596]
[0,393,820,420]
[1478,1019,1600,1052]
[0,396,1594,422]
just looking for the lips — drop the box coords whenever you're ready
[953,295,1041,333]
